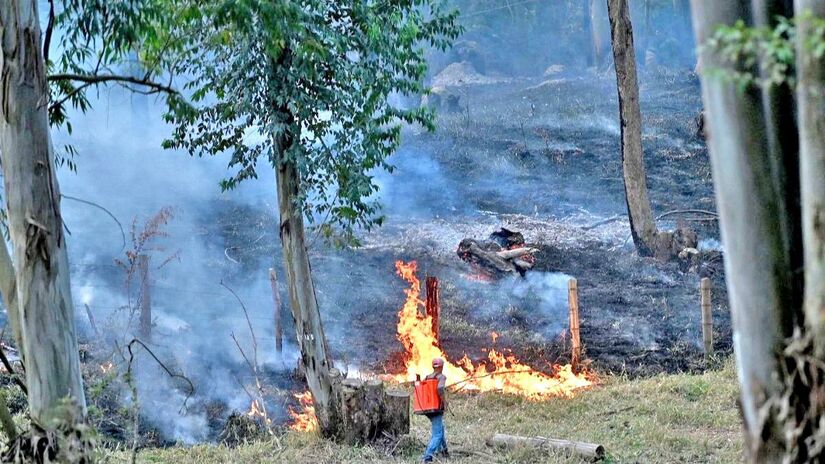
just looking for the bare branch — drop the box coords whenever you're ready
[126,339,194,412]
[43,0,55,65]
[61,194,126,250]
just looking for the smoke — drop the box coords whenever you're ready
[2,0,709,444]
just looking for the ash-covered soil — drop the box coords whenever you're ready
[216,67,729,380]
[298,67,730,377]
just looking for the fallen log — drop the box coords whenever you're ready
[457,233,536,278]
[495,247,538,260]
[486,433,605,461]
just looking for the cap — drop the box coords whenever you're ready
[432,357,444,368]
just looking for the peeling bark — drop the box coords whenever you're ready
[690,1,792,460]
[0,0,86,426]
[274,116,340,437]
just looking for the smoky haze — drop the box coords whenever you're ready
[1,0,703,443]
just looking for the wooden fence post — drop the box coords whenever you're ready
[138,254,151,342]
[701,277,713,358]
[568,278,581,372]
[425,276,440,344]
[269,268,283,353]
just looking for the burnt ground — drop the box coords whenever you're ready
[299,66,732,378]
[209,66,731,379]
[52,65,731,444]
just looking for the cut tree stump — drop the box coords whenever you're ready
[337,379,411,443]
[381,390,411,436]
[486,433,605,461]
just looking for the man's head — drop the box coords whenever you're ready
[432,357,444,373]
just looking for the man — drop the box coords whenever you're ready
[422,357,448,462]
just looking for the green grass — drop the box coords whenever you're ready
[104,361,741,463]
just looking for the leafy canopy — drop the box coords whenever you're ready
[705,12,825,91]
[163,0,462,246]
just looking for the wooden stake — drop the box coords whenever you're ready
[568,278,581,372]
[84,303,100,339]
[138,254,151,342]
[425,276,440,344]
[269,268,283,353]
[701,277,713,358]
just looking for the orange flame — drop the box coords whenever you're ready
[100,361,114,374]
[288,391,318,432]
[394,260,593,398]
[246,399,273,427]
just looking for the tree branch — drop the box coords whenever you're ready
[47,73,178,113]
[43,0,55,65]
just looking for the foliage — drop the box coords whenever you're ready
[162,0,462,246]
[705,12,825,91]
[46,0,183,169]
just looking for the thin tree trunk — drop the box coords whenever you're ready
[690,2,791,460]
[591,0,609,68]
[753,0,803,323]
[274,113,340,437]
[796,0,825,356]
[0,0,87,427]
[583,0,596,67]
[607,0,659,256]
[0,238,22,355]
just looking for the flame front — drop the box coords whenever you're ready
[288,391,318,432]
[247,399,273,427]
[394,260,593,398]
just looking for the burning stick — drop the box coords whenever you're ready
[425,276,440,344]
[568,278,581,372]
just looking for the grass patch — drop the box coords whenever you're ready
[104,360,741,463]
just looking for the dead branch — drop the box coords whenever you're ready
[0,345,26,395]
[61,194,126,250]
[582,214,623,230]
[656,209,718,221]
[495,247,538,260]
[126,339,194,412]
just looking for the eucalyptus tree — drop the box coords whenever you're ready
[606,0,660,256]
[691,1,825,460]
[163,0,460,437]
[0,0,178,431]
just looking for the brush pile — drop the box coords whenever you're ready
[457,228,537,278]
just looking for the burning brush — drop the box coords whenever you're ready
[288,391,318,432]
[394,260,592,398]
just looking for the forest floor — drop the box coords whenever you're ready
[103,359,741,463]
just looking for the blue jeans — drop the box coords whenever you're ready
[423,413,447,460]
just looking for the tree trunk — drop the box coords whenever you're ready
[796,0,825,356]
[590,0,610,68]
[753,0,803,321]
[583,0,596,67]
[690,2,793,460]
[607,0,659,256]
[0,0,86,427]
[274,122,339,437]
[0,239,22,355]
